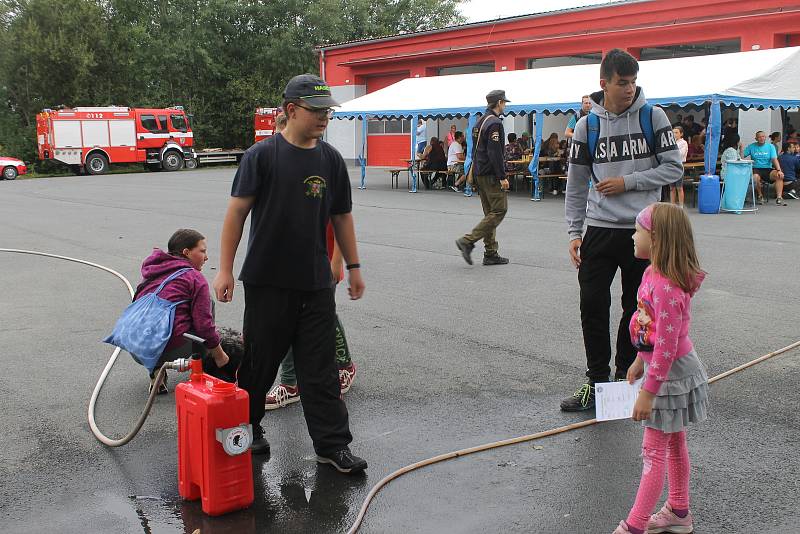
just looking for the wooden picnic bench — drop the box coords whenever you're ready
[386,168,410,189]
[525,173,567,194]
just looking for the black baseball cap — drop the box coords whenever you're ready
[283,74,340,108]
[486,89,510,105]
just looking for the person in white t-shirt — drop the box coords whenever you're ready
[446,131,466,191]
[670,125,688,207]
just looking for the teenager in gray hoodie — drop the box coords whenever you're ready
[561,49,683,412]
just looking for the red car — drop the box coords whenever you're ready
[1,156,27,180]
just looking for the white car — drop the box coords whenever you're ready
[1,156,27,180]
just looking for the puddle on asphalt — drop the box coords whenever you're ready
[103,456,368,533]
[124,493,257,534]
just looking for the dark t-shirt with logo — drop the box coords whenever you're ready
[231,133,352,290]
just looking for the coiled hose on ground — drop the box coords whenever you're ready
[2,248,797,532]
[0,248,182,446]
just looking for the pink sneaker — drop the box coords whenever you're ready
[648,502,693,533]
[265,383,300,410]
[339,363,357,394]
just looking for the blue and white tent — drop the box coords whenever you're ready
[334,46,800,192]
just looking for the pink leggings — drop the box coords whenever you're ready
[626,427,690,531]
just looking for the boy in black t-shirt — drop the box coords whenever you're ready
[213,74,367,474]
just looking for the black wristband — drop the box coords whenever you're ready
[346,263,361,270]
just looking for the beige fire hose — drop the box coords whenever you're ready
[2,248,796,531]
[0,248,190,446]
[344,341,800,534]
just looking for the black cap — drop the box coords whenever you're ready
[283,74,340,108]
[486,89,510,105]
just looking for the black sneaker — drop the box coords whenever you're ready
[455,237,474,265]
[250,435,270,455]
[316,448,367,474]
[786,189,799,200]
[560,383,596,412]
[148,373,168,395]
[482,254,509,265]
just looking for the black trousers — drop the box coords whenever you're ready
[240,284,352,456]
[577,226,649,383]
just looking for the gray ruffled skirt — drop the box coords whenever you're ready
[643,349,709,433]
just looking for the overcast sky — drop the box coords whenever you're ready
[459,0,614,23]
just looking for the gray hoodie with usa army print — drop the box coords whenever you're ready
[565,87,683,241]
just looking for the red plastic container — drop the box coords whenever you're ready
[175,358,254,516]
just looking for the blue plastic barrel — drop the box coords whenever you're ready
[721,160,754,212]
[697,174,720,214]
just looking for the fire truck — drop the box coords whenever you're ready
[254,107,279,143]
[36,106,195,175]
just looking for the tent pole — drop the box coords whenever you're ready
[410,115,419,193]
[463,113,478,196]
[705,98,722,177]
[358,115,367,189]
[529,111,543,201]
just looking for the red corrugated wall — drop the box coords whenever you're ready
[366,72,413,166]
[367,135,412,167]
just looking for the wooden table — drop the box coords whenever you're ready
[506,156,561,165]
[402,158,424,170]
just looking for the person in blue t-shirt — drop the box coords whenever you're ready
[743,130,785,205]
[565,95,592,140]
[777,142,799,200]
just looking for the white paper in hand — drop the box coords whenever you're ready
[595,379,643,421]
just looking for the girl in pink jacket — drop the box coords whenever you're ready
[613,203,709,534]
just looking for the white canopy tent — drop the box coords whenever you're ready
[335,47,800,192]
[337,46,800,117]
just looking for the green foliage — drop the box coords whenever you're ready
[0,0,464,168]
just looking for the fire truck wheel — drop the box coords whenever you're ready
[162,151,184,172]
[85,153,109,175]
[2,166,17,180]
[185,158,198,170]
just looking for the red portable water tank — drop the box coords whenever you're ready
[175,358,254,516]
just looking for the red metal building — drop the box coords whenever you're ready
[318,0,800,166]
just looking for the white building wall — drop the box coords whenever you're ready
[737,108,783,144]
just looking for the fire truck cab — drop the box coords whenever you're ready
[36,106,195,175]
[254,107,279,143]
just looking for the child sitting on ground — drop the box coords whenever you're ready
[134,229,229,393]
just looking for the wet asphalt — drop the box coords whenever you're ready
[0,168,798,534]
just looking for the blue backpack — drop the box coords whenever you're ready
[103,267,192,373]
[586,102,657,164]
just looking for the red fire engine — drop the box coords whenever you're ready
[36,106,195,175]
[254,107,279,143]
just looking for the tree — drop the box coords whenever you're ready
[0,0,464,168]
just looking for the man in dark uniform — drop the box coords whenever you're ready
[455,89,511,266]
[213,74,367,474]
